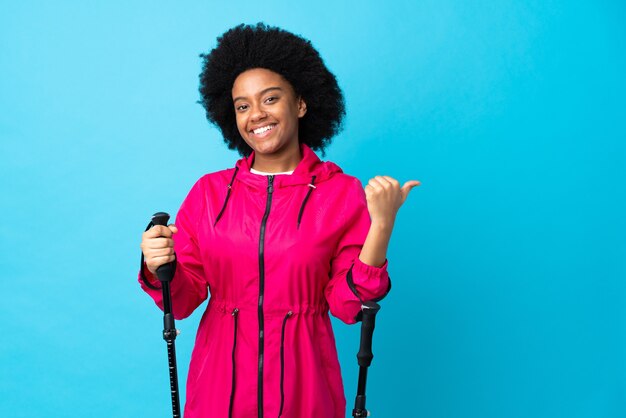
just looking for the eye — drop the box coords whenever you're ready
[264,96,278,104]
[235,104,248,112]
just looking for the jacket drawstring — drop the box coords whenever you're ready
[228,308,239,418]
[215,166,239,227]
[278,310,293,417]
[216,169,316,228]
[297,175,317,229]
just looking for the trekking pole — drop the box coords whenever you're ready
[142,212,181,418]
[352,301,381,418]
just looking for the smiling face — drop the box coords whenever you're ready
[232,68,307,170]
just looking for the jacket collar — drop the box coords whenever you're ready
[234,143,342,189]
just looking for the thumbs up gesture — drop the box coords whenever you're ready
[364,176,420,226]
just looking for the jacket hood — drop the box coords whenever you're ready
[233,143,343,190]
[212,143,344,227]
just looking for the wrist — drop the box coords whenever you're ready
[370,217,395,232]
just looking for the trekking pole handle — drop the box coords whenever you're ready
[357,301,380,368]
[151,212,176,283]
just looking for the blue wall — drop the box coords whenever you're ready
[1,1,624,417]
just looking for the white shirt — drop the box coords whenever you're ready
[250,168,294,176]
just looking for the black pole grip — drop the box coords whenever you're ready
[352,301,381,417]
[151,212,176,283]
[356,301,380,368]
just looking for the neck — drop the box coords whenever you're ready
[251,143,302,173]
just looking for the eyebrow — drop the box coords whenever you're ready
[233,86,283,103]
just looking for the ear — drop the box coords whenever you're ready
[297,97,307,118]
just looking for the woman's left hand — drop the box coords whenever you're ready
[364,176,420,226]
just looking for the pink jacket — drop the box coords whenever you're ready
[139,143,390,418]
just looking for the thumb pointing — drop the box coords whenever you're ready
[401,180,421,201]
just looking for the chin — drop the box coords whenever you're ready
[248,138,278,152]
[255,145,281,155]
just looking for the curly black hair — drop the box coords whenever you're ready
[199,23,345,156]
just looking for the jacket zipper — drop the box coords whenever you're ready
[278,311,293,417]
[258,174,274,418]
[229,308,239,418]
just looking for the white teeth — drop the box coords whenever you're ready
[253,124,275,135]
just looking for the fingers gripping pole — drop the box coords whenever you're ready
[152,212,176,285]
[151,212,182,418]
[352,301,381,418]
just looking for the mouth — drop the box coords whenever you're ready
[250,123,276,138]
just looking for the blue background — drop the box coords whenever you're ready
[1,1,624,417]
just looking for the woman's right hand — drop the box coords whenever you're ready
[140,224,178,274]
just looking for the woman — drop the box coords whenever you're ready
[139,23,419,418]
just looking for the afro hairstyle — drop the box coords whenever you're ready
[198,23,345,156]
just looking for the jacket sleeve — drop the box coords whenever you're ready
[324,178,391,325]
[138,177,209,320]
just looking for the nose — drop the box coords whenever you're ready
[250,104,267,122]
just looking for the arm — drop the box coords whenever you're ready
[324,179,392,325]
[139,178,210,320]
[325,175,420,324]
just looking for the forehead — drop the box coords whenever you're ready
[231,68,295,97]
